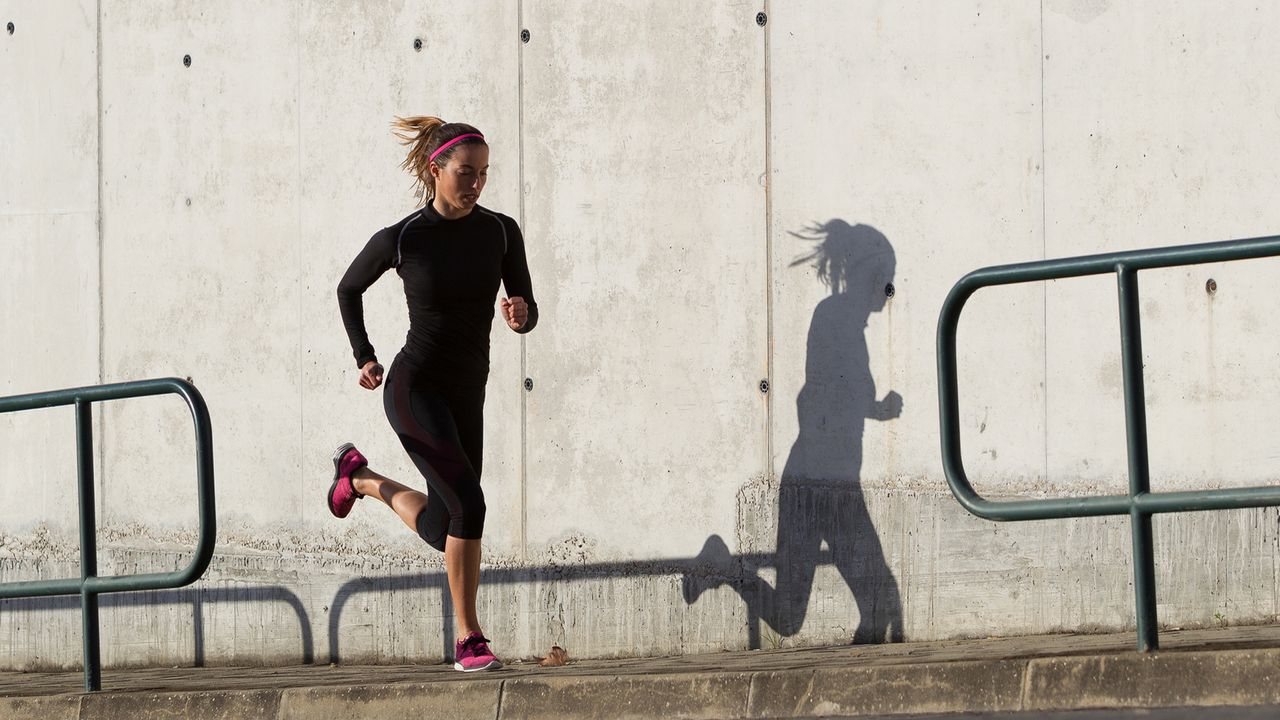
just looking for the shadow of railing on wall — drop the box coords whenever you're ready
[1,584,314,666]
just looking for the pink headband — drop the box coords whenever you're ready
[429,133,485,162]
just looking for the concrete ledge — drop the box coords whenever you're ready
[6,630,1280,719]
[747,659,1027,718]
[78,690,280,720]
[0,695,82,720]
[500,672,754,720]
[278,681,502,720]
[1024,648,1280,711]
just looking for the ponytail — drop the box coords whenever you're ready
[391,115,486,204]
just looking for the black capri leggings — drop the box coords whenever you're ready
[383,359,486,553]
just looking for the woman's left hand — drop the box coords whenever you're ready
[500,296,528,331]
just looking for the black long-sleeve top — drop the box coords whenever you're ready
[337,202,538,386]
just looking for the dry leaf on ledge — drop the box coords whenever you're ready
[538,646,569,667]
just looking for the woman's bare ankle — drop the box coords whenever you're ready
[351,468,375,496]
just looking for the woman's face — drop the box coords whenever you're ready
[432,144,489,211]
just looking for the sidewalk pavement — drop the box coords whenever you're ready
[2,625,1278,719]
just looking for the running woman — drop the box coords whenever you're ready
[329,116,538,672]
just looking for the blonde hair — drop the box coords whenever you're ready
[391,115,486,204]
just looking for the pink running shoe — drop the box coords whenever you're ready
[454,632,502,672]
[327,442,367,518]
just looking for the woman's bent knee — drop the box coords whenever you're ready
[448,493,486,539]
[415,507,449,552]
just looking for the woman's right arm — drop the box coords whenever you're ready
[337,228,397,372]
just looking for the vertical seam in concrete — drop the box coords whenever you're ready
[1039,0,1049,486]
[494,679,507,719]
[296,0,305,517]
[762,0,775,480]
[95,0,106,522]
[517,0,528,562]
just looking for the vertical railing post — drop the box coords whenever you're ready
[75,399,102,691]
[1116,265,1159,652]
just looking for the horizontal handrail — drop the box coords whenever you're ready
[937,234,1280,522]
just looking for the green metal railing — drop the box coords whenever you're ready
[937,234,1280,652]
[0,378,215,691]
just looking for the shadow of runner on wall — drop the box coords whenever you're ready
[684,219,904,647]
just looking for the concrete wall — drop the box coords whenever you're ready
[3,0,1280,669]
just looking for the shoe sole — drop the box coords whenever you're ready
[327,442,356,517]
[453,659,503,672]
